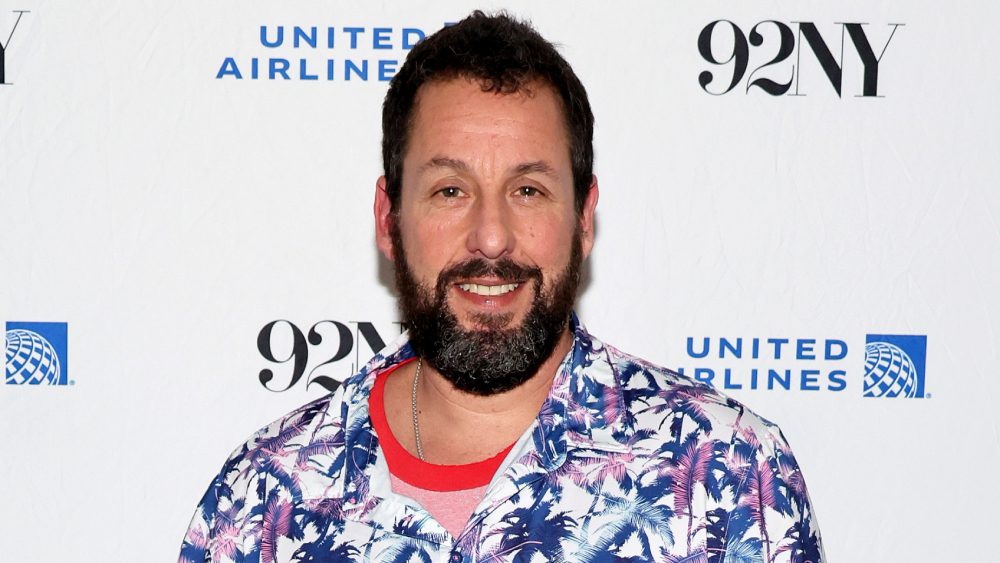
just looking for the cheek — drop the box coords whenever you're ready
[524,220,576,270]
[404,220,462,277]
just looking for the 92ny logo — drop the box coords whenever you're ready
[698,20,903,97]
[1,10,29,85]
[256,320,402,393]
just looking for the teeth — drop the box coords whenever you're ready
[458,282,520,296]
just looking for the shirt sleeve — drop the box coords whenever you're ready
[177,470,223,563]
[722,422,825,563]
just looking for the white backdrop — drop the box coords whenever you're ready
[2,1,998,561]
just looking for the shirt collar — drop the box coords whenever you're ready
[325,314,631,538]
[538,314,632,466]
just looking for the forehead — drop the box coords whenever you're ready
[404,77,571,171]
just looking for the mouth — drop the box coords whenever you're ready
[457,282,521,297]
[451,277,530,312]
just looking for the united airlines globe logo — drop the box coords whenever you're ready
[5,329,60,384]
[4,322,70,386]
[863,342,917,397]
[862,334,927,399]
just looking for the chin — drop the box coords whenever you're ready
[461,310,519,332]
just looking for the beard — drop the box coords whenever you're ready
[391,221,582,396]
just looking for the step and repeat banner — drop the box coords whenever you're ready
[2,1,997,561]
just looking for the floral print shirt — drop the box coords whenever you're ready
[179,316,825,562]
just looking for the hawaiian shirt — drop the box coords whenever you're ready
[179,316,825,562]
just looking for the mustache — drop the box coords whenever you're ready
[435,258,543,293]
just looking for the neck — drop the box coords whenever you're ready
[384,327,574,465]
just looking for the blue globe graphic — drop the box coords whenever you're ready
[863,341,918,398]
[5,329,62,385]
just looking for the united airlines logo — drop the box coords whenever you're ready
[863,334,926,398]
[679,332,928,398]
[216,24,442,82]
[4,322,70,386]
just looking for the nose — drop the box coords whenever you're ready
[465,195,515,259]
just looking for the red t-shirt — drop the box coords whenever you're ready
[368,359,515,537]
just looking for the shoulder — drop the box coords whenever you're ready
[601,341,786,450]
[204,366,382,504]
[218,370,377,478]
[180,367,385,557]
[593,345,824,561]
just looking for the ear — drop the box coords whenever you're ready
[579,175,599,259]
[374,176,395,261]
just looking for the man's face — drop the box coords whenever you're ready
[375,77,598,394]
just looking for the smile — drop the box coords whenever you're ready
[457,282,520,296]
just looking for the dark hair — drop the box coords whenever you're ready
[381,10,594,213]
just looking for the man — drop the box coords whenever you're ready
[180,11,824,563]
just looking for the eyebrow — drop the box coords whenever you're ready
[420,156,470,173]
[514,161,559,180]
[419,157,559,180]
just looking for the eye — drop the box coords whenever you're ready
[437,186,462,198]
[516,186,541,198]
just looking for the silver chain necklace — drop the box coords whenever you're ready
[411,359,426,461]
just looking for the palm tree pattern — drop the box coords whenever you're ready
[179,316,824,562]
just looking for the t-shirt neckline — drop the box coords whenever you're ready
[368,358,515,492]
